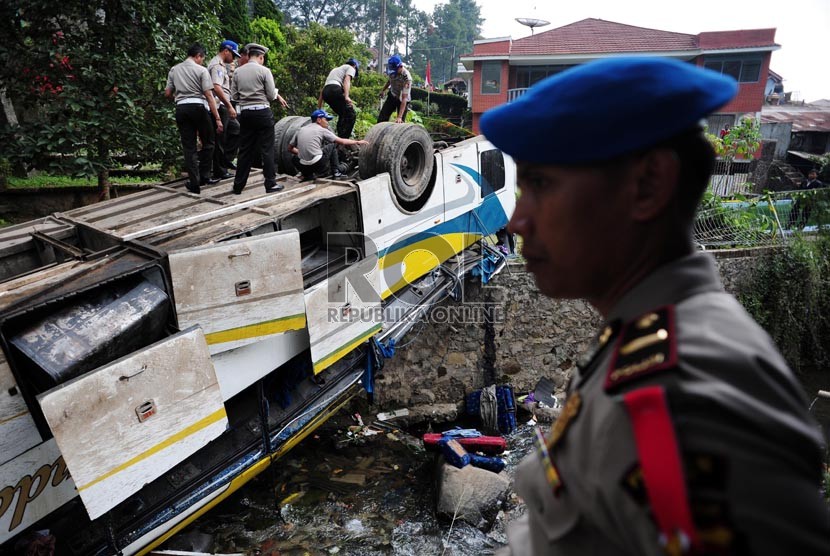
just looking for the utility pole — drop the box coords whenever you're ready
[247,0,254,18]
[378,0,386,73]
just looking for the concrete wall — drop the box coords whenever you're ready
[373,250,766,414]
[760,121,792,159]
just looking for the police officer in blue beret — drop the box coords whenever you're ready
[482,57,829,556]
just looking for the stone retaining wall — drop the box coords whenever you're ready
[374,249,768,413]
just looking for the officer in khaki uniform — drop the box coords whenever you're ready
[207,40,240,180]
[481,58,830,556]
[378,55,412,124]
[230,43,288,195]
[165,43,224,194]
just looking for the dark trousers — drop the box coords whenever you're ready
[175,104,214,192]
[224,115,241,163]
[233,108,276,194]
[212,105,232,177]
[378,92,409,123]
[296,143,340,180]
[322,84,357,139]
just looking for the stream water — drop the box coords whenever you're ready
[163,418,536,556]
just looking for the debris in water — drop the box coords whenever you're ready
[376,408,409,421]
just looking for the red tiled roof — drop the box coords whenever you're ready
[698,29,777,50]
[510,18,697,55]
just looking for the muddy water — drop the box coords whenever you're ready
[166,420,536,556]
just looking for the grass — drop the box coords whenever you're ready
[5,174,161,189]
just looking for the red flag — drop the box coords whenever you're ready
[425,60,432,90]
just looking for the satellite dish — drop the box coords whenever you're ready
[515,17,550,35]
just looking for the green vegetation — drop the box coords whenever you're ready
[0,0,477,193]
[0,0,220,198]
[6,174,159,189]
[738,231,830,374]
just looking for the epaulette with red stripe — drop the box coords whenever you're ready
[604,306,677,392]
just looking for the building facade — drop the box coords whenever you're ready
[461,19,779,134]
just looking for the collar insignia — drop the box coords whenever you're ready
[604,306,677,392]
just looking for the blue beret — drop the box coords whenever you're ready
[480,57,738,164]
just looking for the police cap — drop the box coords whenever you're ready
[244,43,269,56]
[480,57,738,165]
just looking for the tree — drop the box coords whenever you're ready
[220,0,252,43]
[279,0,430,63]
[270,23,372,115]
[706,116,762,195]
[409,0,481,83]
[0,1,220,198]
[254,0,284,22]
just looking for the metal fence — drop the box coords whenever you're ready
[694,188,830,250]
[709,159,753,197]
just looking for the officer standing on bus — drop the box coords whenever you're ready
[165,43,224,194]
[208,40,240,180]
[230,43,288,195]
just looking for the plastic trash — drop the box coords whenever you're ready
[469,454,506,473]
[438,438,471,468]
[440,427,482,438]
[376,408,410,421]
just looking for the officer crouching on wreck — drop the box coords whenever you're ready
[482,57,830,556]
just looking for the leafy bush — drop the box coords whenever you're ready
[738,231,830,373]
[410,88,466,118]
[422,117,474,139]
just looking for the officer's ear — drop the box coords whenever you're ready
[629,148,680,222]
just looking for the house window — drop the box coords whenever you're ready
[480,149,505,197]
[481,62,501,95]
[703,55,762,83]
[515,65,572,89]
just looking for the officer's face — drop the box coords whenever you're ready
[509,162,631,303]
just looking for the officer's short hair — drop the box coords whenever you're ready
[187,43,206,58]
[589,128,714,223]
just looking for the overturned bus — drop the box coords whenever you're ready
[0,120,516,554]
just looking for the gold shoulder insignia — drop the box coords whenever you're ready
[604,306,677,392]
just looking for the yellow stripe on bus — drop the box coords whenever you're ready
[78,407,227,493]
[137,392,358,556]
[204,314,306,345]
[379,232,481,299]
[312,324,383,375]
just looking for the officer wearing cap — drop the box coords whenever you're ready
[224,45,249,166]
[288,109,368,180]
[165,43,224,194]
[208,40,240,180]
[230,43,288,194]
[378,55,412,124]
[482,57,830,556]
[319,58,360,139]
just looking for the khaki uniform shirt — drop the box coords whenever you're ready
[207,54,231,99]
[388,67,412,100]
[325,64,356,88]
[290,124,338,165]
[230,62,277,108]
[499,253,829,556]
[165,59,212,103]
